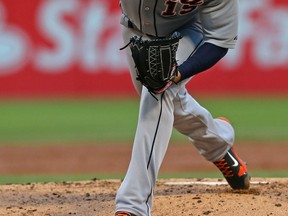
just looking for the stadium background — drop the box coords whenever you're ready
[0,0,288,184]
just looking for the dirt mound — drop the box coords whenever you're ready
[1,178,287,216]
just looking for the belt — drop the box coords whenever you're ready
[121,14,157,38]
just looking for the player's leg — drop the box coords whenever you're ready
[173,24,249,189]
[173,88,234,161]
[116,26,177,216]
[173,93,250,189]
[115,87,176,215]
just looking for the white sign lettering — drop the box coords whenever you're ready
[0,0,287,75]
[224,0,288,69]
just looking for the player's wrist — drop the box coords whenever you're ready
[173,70,182,84]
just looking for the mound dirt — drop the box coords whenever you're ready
[1,143,288,215]
[0,178,287,216]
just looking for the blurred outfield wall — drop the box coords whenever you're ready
[0,0,288,97]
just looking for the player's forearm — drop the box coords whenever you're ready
[177,42,228,82]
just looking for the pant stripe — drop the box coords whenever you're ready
[145,93,164,214]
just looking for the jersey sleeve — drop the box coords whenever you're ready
[198,0,239,49]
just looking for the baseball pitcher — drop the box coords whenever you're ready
[115,0,250,215]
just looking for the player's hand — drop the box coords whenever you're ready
[152,71,181,94]
[152,81,173,94]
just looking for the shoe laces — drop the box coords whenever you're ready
[214,159,234,177]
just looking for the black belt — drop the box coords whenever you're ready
[127,20,158,38]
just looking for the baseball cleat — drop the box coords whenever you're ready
[115,211,136,216]
[214,147,250,190]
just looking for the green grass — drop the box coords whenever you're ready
[0,96,288,144]
[0,174,102,185]
[0,98,139,144]
[2,170,288,185]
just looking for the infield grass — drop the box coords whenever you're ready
[0,96,288,144]
[1,170,288,185]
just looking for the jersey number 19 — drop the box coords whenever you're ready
[162,0,204,16]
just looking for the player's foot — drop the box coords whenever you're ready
[214,147,250,189]
[115,211,136,216]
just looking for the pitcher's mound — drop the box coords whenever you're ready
[1,178,287,216]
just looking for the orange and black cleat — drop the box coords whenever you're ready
[115,211,137,216]
[214,147,250,190]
